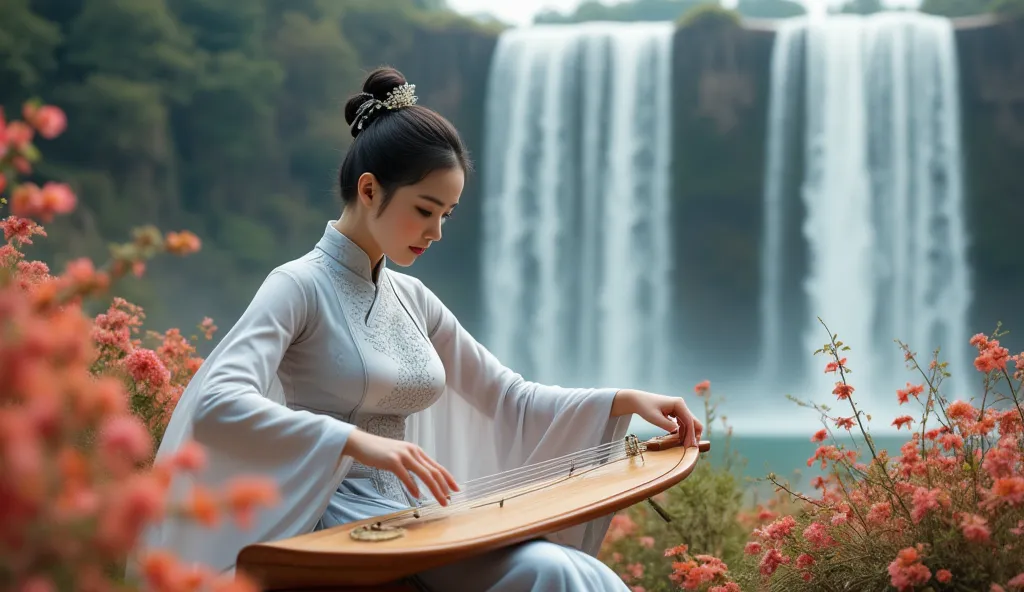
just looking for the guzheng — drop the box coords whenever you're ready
[237,433,711,590]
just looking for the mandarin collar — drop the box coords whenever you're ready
[315,221,386,284]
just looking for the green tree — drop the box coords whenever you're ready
[269,11,360,208]
[64,0,199,103]
[0,0,61,92]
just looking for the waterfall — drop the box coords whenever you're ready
[759,13,972,423]
[480,23,675,391]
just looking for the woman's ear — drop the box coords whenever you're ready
[356,172,377,209]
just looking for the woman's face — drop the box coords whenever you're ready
[365,167,464,267]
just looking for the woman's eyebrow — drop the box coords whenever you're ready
[418,194,457,209]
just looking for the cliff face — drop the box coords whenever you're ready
[669,20,778,376]
[956,17,1024,353]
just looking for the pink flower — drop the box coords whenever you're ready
[168,440,207,472]
[664,544,689,557]
[224,478,279,529]
[23,104,66,139]
[758,548,789,577]
[896,382,924,405]
[98,415,153,474]
[893,415,914,430]
[867,502,892,522]
[803,522,837,549]
[987,477,1024,507]
[744,541,762,555]
[888,547,931,592]
[832,382,854,400]
[824,358,846,373]
[960,513,991,543]
[1,216,46,247]
[164,231,202,256]
[911,487,949,523]
[10,182,76,222]
[638,536,655,549]
[939,433,964,451]
[974,338,1010,373]
[936,569,952,583]
[200,317,218,340]
[811,429,827,442]
[755,515,797,541]
[96,475,166,552]
[834,416,855,430]
[123,348,171,388]
[6,121,34,148]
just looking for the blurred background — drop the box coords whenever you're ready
[3,0,1022,490]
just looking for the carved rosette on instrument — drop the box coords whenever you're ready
[350,523,406,542]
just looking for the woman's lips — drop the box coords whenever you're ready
[409,246,425,255]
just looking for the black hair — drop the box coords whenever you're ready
[340,66,471,214]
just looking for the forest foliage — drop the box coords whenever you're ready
[0,0,493,333]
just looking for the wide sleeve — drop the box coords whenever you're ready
[192,268,353,466]
[419,281,631,472]
[400,278,631,556]
[138,267,358,574]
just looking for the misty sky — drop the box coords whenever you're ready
[446,0,922,26]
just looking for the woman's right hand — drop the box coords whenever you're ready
[342,430,460,506]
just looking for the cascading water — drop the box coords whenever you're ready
[759,13,972,427]
[480,23,675,392]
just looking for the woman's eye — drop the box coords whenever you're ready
[416,207,431,218]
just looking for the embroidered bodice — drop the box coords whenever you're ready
[281,224,447,502]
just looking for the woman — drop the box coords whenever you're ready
[140,67,703,591]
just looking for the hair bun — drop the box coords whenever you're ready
[343,67,411,138]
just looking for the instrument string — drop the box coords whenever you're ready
[427,440,625,502]
[453,439,624,492]
[450,445,626,501]
[378,449,634,526]
[366,439,642,526]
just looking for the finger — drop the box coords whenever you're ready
[694,419,705,440]
[416,448,460,492]
[675,405,695,446]
[421,457,452,501]
[407,457,449,506]
[431,456,461,492]
[672,404,687,434]
[674,415,689,445]
[389,460,421,500]
[685,417,698,447]
[654,414,677,433]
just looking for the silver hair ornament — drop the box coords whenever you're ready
[352,84,419,134]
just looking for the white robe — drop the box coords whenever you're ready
[135,221,631,587]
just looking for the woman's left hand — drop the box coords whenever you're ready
[612,389,704,448]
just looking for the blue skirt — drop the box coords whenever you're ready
[316,478,629,592]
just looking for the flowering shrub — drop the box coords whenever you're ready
[741,319,1024,591]
[602,319,1024,591]
[1,101,278,591]
[600,381,752,591]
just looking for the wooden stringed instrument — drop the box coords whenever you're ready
[237,433,711,591]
